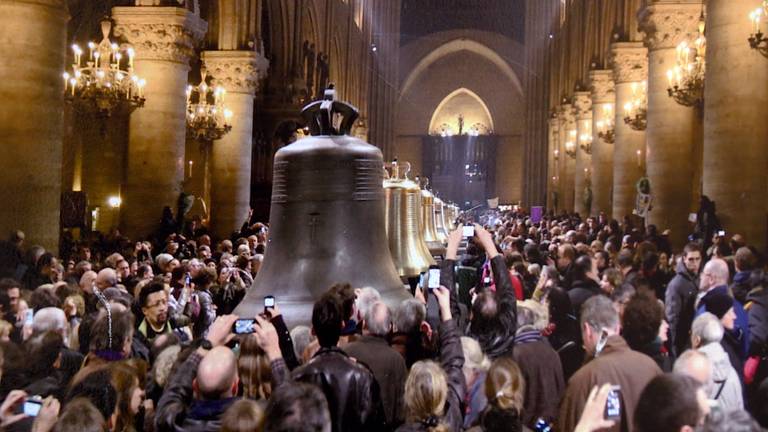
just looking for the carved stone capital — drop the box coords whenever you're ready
[112,6,207,64]
[638,1,703,51]
[202,50,270,95]
[611,42,648,84]
[588,70,615,104]
[549,116,560,132]
[573,92,593,120]
[559,104,576,130]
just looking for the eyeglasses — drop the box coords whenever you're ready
[147,299,168,309]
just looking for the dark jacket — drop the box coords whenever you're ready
[567,279,602,318]
[156,352,236,432]
[512,329,565,427]
[395,319,465,432]
[731,270,754,304]
[465,255,518,359]
[345,335,408,427]
[292,346,387,432]
[665,260,699,356]
[746,283,768,357]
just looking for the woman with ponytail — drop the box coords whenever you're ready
[397,286,465,432]
[468,357,529,432]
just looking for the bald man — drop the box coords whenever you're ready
[696,258,750,362]
[157,315,239,431]
[673,350,714,395]
[95,268,117,291]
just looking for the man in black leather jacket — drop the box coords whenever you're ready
[290,292,387,432]
[442,225,518,359]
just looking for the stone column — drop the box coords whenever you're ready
[573,91,592,217]
[639,1,702,248]
[112,6,207,240]
[0,0,68,251]
[202,50,269,239]
[558,103,577,214]
[547,116,559,211]
[588,70,615,218]
[703,0,768,252]
[611,42,648,222]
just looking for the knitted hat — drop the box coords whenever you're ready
[702,290,734,319]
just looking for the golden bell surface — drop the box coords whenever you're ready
[383,161,436,277]
[434,198,449,242]
[419,182,446,255]
[234,88,408,327]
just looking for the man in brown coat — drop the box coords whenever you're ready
[558,295,662,432]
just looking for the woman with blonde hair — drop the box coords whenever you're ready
[468,357,528,432]
[396,287,464,432]
[462,336,491,428]
[238,333,273,401]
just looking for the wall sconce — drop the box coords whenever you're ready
[107,196,122,208]
[579,133,593,154]
[554,149,560,160]
[636,149,643,169]
[564,140,576,158]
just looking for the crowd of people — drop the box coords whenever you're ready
[0,208,766,432]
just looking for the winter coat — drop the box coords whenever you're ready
[699,342,744,410]
[557,335,662,432]
[156,352,236,432]
[665,260,699,356]
[292,346,388,432]
[345,335,408,427]
[568,278,602,319]
[512,328,565,427]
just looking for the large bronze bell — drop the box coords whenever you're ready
[234,87,409,326]
[418,179,445,255]
[434,197,449,241]
[383,160,436,277]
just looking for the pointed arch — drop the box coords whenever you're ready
[428,88,495,135]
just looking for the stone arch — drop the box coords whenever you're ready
[428,87,495,135]
[400,37,524,101]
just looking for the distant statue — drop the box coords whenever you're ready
[303,41,316,95]
[316,53,329,98]
[457,114,465,135]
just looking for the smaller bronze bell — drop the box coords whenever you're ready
[418,178,445,255]
[434,197,449,242]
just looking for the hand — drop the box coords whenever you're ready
[432,286,452,322]
[267,304,281,319]
[414,285,427,305]
[0,390,28,427]
[446,229,462,260]
[31,397,60,432]
[253,315,282,361]
[574,384,616,432]
[63,298,77,318]
[205,314,238,348]
[474,224,499,258]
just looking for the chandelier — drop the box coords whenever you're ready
[749,2,768,57]
[579,132,592,154]
[595,104,615,143]
[667,14,706,108]
[63,19,146,116]
[186,67,233,141]
[564,130,577,158]
[623,81,647,131]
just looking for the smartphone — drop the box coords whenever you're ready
[462,224,475,238]
[23,396,43,417]
[718,230,726,237]
[483,276,491,287]
[604,385,622,421]
[233,319,256,335]
[264,295,275,314]
[427,266,440,290]
[24,309,34,326]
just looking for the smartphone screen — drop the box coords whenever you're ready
[604,386,621,420]
[24,309,34,326]
[233,319,255,334]
[462,225,475,238]
[718,230,726,237]
[23,400,42,417]
[264,296,275,308]
[428,268,440,289]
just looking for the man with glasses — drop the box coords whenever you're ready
[138,281,172,345]
[666,243,703,356]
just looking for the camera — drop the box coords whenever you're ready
[462,224,475,238]
[23,396,43,417]
[604,385,622,420]
[427,266,440,290]
[232,319,256,335]
[264,295,275,315]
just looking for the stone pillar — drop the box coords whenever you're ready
[112,6,207,240]
[588,70,616,218]
[558,103,577,214]
[611,42,648,222]
[202,50,268,239]
[547,116,559,211]
[639,1,701,248]
[573,91,592,217]
[703,0,768,252]
[0,0,68,251]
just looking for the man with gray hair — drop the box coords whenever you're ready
[674,349,714,395]
[32,307,84,386]
[354,286,381,324]
[344,301,406,426]
[558,295,662,431]
[691,312,743,410]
